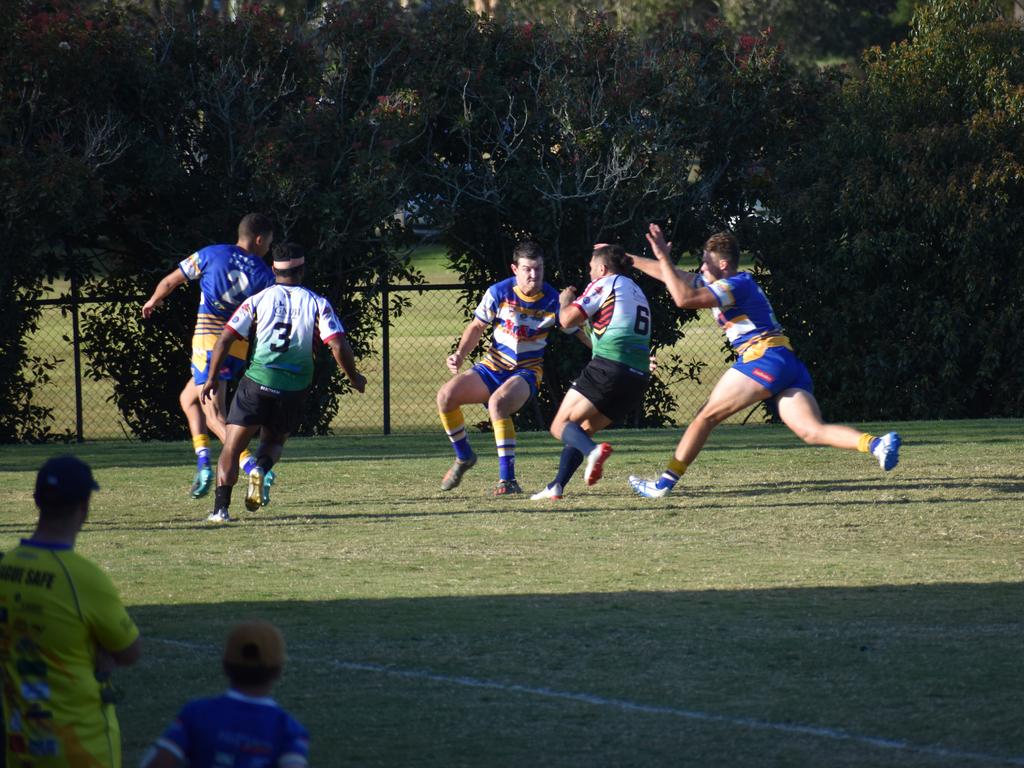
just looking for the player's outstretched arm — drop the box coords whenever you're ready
[446,318,487,375]
[629,252,666,281]
[142,269,188,319]
[647,224,717,310]
[628,251,697,286]
[329,335,366,393]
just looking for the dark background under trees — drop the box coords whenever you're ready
[1,0,1022,441]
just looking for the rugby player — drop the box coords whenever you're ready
[200,243,366,522]
[628,224,900,498]
[142,214,276,500]
[531,244,652,499]
[436,241,588,496]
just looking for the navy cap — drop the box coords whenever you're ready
[34,455,100,507]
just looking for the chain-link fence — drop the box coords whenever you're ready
[25,282,751,441]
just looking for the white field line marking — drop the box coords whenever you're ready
[151,638,1024,766]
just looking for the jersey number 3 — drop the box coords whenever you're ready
[270,322,292,352]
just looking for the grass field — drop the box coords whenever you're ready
[1,420,1022,766]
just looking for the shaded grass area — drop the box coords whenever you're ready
[1,423,1021,766]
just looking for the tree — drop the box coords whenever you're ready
[763,0,1024,419]
[412,11,810,425]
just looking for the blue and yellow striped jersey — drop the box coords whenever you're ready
[178,244,275,356]
[474,278,561,381]
[704,272,784,351]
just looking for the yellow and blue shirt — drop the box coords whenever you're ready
[0,540,139,767]
[473,278,562,385]
[178,244,275,368]
[703,272,785,352]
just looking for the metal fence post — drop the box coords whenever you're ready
[66,241,84,442]
[381,273,391,435]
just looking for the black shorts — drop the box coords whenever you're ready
[227,376,306,436]
[570,356,650,423]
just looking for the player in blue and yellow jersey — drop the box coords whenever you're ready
[436,242,588,496]
[200,243,366,523]
[628,225,901,498]
[142,214,276,501]
[531,244,652,500]
[0,455,141,767]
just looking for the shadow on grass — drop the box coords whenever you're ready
[120,584,1024,768]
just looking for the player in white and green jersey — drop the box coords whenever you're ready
[531,244,652,500]
[199,243,367,522]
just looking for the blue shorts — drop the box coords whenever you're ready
[471,363,539,398]
[192,352,246,386]
[732,347,813,396]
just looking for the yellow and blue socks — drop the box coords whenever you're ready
[441,408,475,462]
[193,434,210,469]
[857,433,879,454]
[655,457,688,490]
[494,418,516,482]
[194,437,260,474]
[240,449,258,475]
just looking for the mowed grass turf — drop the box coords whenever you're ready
[1,420,1022,767]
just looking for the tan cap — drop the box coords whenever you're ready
[223,620,287,669]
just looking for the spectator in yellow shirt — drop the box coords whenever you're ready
[0,455,141,767]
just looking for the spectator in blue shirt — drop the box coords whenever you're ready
[141,620,309,768]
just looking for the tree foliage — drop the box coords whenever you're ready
[763,0,1024,419]
[1,0,425,439]
[412,11,809,425]
[3,0,1022,440]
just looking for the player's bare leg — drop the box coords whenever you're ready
[198,381,228,443]
[208,423,259,523]
[180,380,206,438]
[776,387,901,470]
[631,369,767,498]
[436,371,491,491]
[775,388,861,449]
[197,378,263,483]
[180,380,214,499]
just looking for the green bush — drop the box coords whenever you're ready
[763,0,1024,420]
[5,0,1021,440]
[415,12,807,426]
